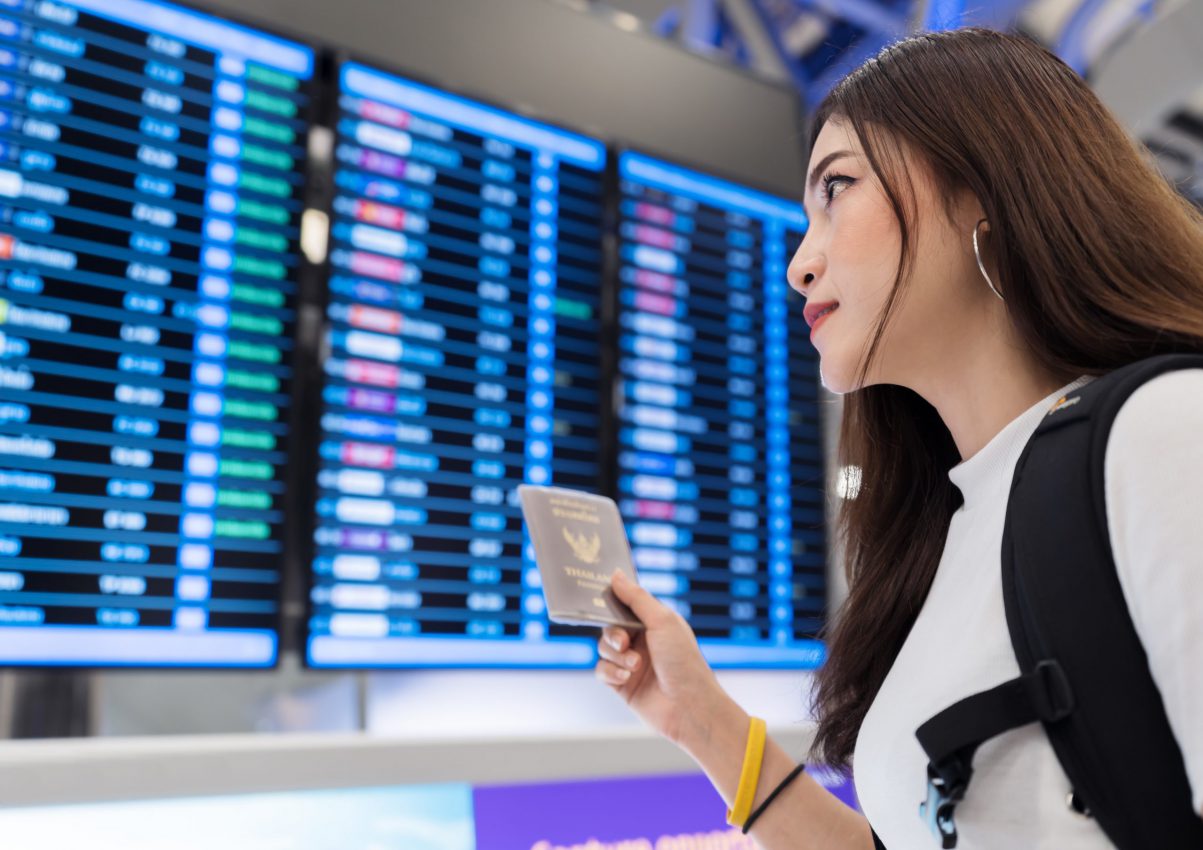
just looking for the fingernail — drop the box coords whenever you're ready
[616,668,631,681]
[624,653,640,670]
[606,635,621,651]
[613,570,627,584]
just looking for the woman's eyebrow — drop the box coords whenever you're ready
[807,150,855,192]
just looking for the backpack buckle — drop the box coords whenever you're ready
[919,765,962,848]
[1029,659,1075,723]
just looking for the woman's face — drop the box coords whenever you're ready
[788,119,989,394]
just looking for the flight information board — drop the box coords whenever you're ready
[306,62,606,667]
[0,0,313,666]
[614,151,826,668]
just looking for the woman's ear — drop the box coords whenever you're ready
[947,187,988,239]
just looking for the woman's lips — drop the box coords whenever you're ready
[810,304,838,336]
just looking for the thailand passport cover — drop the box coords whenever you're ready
[517,485,643,630]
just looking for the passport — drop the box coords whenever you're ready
[517,485,643,630]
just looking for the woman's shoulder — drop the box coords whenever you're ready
[1107,366,1203,453]
[1102,363,1203,609]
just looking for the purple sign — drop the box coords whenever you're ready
[473,769,858,850]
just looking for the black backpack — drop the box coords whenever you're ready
[909,353,1203,848]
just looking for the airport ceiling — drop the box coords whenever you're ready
[588,0,1202,206]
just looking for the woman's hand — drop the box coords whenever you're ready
[598,571,873,850]
[595,570,740,749]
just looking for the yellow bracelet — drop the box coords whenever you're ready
[726,715,767,827]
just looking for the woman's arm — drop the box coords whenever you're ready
[676,689,875,850]
[599,570,875,850]
[1105,368,1203,820]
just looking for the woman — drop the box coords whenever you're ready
[595,27,1203,849]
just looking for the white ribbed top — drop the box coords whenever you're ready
[947,375,1096,511]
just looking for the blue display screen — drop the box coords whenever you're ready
[306,62,606,667]
[0,782,478,849]
[0,0,313,666]
[614,152,826,668]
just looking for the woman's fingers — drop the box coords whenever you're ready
[597,636,641,670]
[601,625,629,653]
[610,570,667,627]
[595,658,632,687]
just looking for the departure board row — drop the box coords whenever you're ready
[0,0,312,665]
[614,153,825,668]
[0,0,829,670]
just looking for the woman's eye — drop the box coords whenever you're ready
[823,174,854,206]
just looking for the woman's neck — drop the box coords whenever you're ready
[914,332,1071,463]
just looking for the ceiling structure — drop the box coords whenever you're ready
[589,0,1203,206]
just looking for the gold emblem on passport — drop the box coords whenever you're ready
[518,485,643,629]
[562,527,602,564]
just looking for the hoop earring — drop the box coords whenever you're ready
[973,218,1004,302]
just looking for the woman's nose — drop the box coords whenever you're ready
[786,246,824,297]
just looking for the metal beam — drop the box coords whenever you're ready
[720,0,798,84]
[1058,0,1123,74]
[680,0,722,50]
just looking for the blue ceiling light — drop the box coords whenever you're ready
[653,4,683,37]
[922,0,966,31]
[807,28,896,103]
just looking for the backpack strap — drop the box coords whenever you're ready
[915,660,1075,846]
[915,353,1203,848]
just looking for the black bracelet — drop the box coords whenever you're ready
[741,762,807,835]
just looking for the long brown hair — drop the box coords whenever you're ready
[809,27,1203,767]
